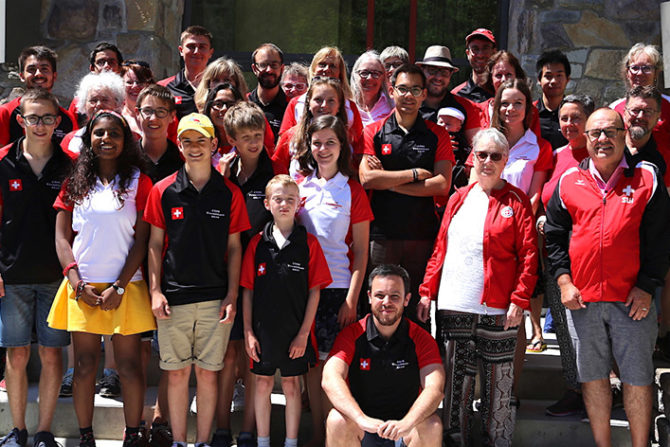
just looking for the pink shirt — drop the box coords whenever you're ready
[588,156,629,196]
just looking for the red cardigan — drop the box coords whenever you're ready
[419,181,538,310]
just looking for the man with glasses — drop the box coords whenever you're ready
[359,64,454,328]
[452,29,496,103]
[416,46,481,149]
[0,89,73,447]
[546,107,670,447]
[0,46,77,146]
[248,43,287,142]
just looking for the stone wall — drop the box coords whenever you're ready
[0,0,184,106]
[507,0,664,106]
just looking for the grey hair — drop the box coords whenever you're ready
[75,71,125,115]
[472,127,509,154]
[380,46,409,64]
[281,62,308,82]
[350,50,394,112]
[621,43,663,87]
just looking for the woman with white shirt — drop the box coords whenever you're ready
[350,51,394,127]
[295,115,373,447]
[419,128,538,447]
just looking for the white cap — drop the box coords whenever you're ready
[437,107,465,123]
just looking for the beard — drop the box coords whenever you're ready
[258,72,280,89]
[372,306,403,327]
[629,124,650,141]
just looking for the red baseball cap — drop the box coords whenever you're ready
[466,28,496,45]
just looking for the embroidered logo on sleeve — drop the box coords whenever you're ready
[360,358,371,371]
[257,262,267,276]
[501,206,514,218]
[171,207,184,220]
[9,179,22,191]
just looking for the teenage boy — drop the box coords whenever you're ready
[241,175,332,447]
[535,50,571,150]
[0,89,73,447]
[211,102,277,447]
[144,113,250,447]
[0,46,77,146]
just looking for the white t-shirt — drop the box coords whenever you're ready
[437,185,505,315]
[358,95,393,127]
[67,168,151,283]
[502,128,540,194]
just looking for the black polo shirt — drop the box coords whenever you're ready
[248,88,288,143]
[240,222,331,363]
[229,150,275,248]
[362,113,454,240]
[536,98,568,150]
[329,314,441,421]
[158,70,197,119]
[452,77,493,103]
[0,137,73,284]
[142,139,184,184]
[625,136,667,178]
[144,165,250,305]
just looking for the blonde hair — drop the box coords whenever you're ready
[194,57,249,112]
[223,102,266,140]
[309,47,352,99]
[621,43,663,87]
[264,174,299,198]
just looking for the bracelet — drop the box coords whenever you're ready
[74,280,86,302]
[412,168,418,182]
[63,262,78,277]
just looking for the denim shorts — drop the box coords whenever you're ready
[567,301,657,386]
[0,281,70,348]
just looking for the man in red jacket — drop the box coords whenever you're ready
[545,108,670,447]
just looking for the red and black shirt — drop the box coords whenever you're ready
[142,138,184,184]
[329,314,442,421]
[363,113,454,240]
[0,96,78,146]
[248,88,288,143]
[144,165,250,305]
[158,70,197,119]
[0,138,73,283]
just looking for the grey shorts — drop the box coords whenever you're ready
[567,301,657,386]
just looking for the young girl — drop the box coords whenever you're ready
[48,110,155,447]
[296,115,373,446]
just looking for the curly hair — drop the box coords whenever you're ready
[66,111,147,208]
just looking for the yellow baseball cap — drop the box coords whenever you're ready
[177,113,215,139]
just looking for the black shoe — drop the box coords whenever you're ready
[611,383,623,409]
[122,431,144,447]
[210,429,232,447]
[235,433,256,447]
[148,423,172,447]
[78,431,95,447]
[98,371,121,398]
[0,428,27,447]
[59,369,74,398]
[32,432,59,447]
[546,390,584,417]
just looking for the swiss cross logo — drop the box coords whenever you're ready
[257,263,267,276]
[174,96,183,104]
[500,206,514,218]
[360,358,371,371]
[9,179,22,191]
[381,144,392,155]
[171,207,184,220]
[622,184,635,204]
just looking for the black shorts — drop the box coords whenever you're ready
[314,288,348,360]
[361,433,405,447]
[230,295,244,341]
[251,354,309,377]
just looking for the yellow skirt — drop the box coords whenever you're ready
[47,279,157,336]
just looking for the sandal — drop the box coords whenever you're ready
[526,338,547,353]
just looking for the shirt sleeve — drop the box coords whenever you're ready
[225,178,252,235]
[307,233,333,289]
[279,97,298,136]
[143,183,166,229]
[349,180,374,224]
[409,322,442,368]
[53,180,74,212]
[263,116,276,156]
[426,121,455,164]
[240,235,260,290]
[362,121,380,156]
[271,129,292,174]
[329,320,364,364]
[534,138,554,172]
[135,174,153,212]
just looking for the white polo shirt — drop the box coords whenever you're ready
[297,172,373,288]
[502,128,542,194]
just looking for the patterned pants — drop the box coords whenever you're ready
[438,311,518,447]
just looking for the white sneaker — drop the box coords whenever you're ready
[190,394,197,414]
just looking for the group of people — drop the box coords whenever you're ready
[0,21,669,447]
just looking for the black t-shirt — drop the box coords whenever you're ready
[537,98,568,150]
[143,139,184,184]
[248,88,288,142]
[454,77,493,103]
[625,137,667,177]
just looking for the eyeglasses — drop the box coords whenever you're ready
[628,65,654,75]
[138,107,170,119]
[584,127,625,141]
[211,100,237,111]
[282,82,307,91]
[384,62,404,70]
[475,151,504,162]
[94,58,119,68]
[626,107,658,118]
[255,61,282,70]
[357,70,383,80]
[21,114,58,126]
[393,85,424,97]
[424,66,453,77]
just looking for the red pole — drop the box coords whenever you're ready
[409,0,417,62]
[367,0,375,50]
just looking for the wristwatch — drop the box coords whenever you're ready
[112,284,125,295]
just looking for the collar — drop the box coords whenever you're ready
[512,128,537,149]
[250,87,287,108]
[11,136,70,167]
[588,155,629,186]
[230,149,274,184]
[536,96,561,116]
[385,112,428,136]
[261,219,306,248]
[365,313,409,345]
[302,171,349,189]
[174,69,194,92]
[173,164,226,193]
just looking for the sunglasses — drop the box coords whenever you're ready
[475,151,504,162]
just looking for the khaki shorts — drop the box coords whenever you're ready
[156,300,232,371]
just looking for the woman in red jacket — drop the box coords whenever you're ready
[418,127,538,447]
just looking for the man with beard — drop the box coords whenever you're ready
[248,43,286,142]
[322,264,445,447]
[451,29,496,103]
[623,85,670,189]
[416,46,481,147]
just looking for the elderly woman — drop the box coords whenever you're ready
[380,45,409,79]
[61,71,126,154]
[280,62,309,102]
[350,50,394,127]
[419,127,538,447]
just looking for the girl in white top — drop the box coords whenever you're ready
[48,110,155,446]
[295,115,373,447]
